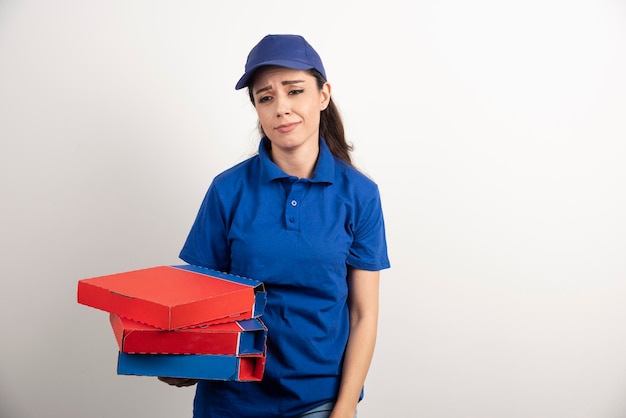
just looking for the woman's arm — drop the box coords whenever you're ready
[331,267,380,418]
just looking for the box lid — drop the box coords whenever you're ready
[78,265,266,330]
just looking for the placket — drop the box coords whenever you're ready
[285,180,306,231]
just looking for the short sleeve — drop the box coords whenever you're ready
[346,185,391,271]
[179,182,231,271]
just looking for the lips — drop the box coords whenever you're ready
[275,122,300,134]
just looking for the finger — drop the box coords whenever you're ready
[158,377,187,385]
[176,379,199,387]
[158,377,198,387]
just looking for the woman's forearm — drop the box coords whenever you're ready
[331,268,380,418]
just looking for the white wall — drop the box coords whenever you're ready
[1,1,626,417]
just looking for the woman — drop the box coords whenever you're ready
[161,34,390,418]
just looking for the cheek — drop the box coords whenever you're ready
[306,107,321,125]
[256,108,272,125]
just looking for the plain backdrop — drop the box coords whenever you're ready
[1,1,626,417]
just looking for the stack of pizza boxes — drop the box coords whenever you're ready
[77,265,267,381]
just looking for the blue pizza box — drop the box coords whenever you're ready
[117,352,266,381]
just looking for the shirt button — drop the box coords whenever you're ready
[290,200,298,207]
[289,217,295,223]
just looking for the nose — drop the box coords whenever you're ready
[274,94,290,117]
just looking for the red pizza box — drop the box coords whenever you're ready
[111,314,267,355]
[77,265,266,330]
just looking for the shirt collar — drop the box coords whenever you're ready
[258,136,335,184]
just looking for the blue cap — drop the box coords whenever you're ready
[235,34,327,90]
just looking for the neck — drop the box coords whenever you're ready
[269,139,319,179]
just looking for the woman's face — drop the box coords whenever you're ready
[251,66,330,154]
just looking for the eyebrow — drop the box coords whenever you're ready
[254,80,306,95]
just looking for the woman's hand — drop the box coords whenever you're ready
[157,377,199,387]
[329,407,357,418]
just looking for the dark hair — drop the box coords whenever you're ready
[247,68,353,166]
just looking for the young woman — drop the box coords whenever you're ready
[161,34,390,418]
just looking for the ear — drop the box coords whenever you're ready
[320,82,331,110]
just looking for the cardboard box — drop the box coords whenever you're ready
[77,265,266,330]
[117,352,266,381]
[111,314,267,355]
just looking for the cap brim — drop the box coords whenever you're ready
[235,59,316,90]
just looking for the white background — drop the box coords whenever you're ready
[1,1,626,417]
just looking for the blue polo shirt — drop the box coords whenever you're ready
[180,137,390,418]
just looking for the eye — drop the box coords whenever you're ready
[288,89,304,95]
[257,95,272,103]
